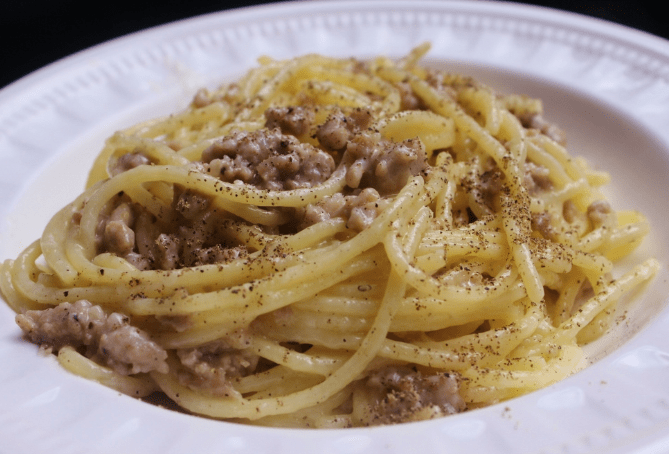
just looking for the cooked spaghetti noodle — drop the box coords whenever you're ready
[0,44,658,427]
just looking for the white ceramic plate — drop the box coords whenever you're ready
[1,1,669,453]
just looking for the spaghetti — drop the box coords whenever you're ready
[0,44,658,427]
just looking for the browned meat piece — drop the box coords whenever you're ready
[315,108,373,152]
[110,151,152,176]
[362,366,465,425]
[97,189,247,271]
[192,88,213,108]
[202,128,335,191]
[104,220,135,256]
[193,244,248,266]
[264,106,315,137]
[562,200,583,224]
[299,188,390,232]
[103,203,137,256]
[175,190,210,220]
[97,314,168,375]
[155,233,181,270]
[316,113,351,151]
[587,200,613,228]
[345,133,428,195]
[396,81,424,111]
[176,337,259,396]
[532,211,557,241]
[523,161,553,195]
[16,300,168,375]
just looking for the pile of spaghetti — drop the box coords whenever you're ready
[0,44,658,427]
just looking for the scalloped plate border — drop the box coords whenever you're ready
[1,2,669,454]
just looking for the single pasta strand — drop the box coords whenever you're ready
[553,259,660,343]
[57,347,158,397]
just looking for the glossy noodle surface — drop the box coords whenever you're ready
[0,44,658,428]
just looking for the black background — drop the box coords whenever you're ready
[0,0,667,90]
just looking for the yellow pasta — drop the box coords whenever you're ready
[0,43,658,428]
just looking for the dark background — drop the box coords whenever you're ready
[0,0,666,90]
